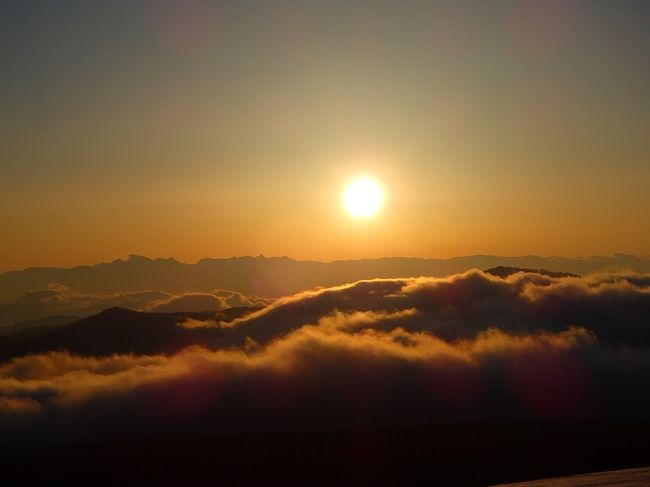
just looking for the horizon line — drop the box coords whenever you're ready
[2,252,649,275]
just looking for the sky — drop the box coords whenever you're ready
[1,0,649,272]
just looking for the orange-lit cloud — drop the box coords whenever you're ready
[0,286,271,326]
[0,270,649,447]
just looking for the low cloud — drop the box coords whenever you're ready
[1,269,649,446]
[213,269,650,347]
[149,291,271,313]
[0,286,271,327]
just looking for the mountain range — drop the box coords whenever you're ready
[2,253,648,302]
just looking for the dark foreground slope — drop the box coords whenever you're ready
[2,422,649,485]
[493,465,650,487]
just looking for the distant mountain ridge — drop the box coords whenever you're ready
[484,266,580,279]
[0,283,271,327]
[0,306,257,362]
[1,253,649,302]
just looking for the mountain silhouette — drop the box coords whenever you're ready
[484,266,579,279]
[0,283,270,327]
[1,254,648,302]
[0,314,78,336]
[0,306,256,362]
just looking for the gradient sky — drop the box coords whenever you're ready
[1,0,649,271]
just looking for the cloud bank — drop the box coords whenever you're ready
[0,285,271,327]
[3,254,650,302]
[1,269,650,446]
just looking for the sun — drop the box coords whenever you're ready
[342,177,385,219]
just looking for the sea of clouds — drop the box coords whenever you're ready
[1,269,649,446]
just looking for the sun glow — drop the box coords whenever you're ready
[342,177,385,219]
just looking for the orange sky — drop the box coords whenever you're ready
[1,1,649,272]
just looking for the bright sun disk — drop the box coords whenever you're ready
[342,177,385,219]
